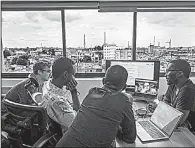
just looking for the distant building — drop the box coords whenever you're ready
[55,49,63,56]
[137,47,147,53]
[15,51,26,56]
[30,50,39,57]
[115,48,131,60]
[103,43,118,60]
[148,45,160,53]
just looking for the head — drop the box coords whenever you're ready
[165,59,191,85]
[103,65,128,92]
[52,57,75,87]
[33,61,51,81]
[144,82,150,90]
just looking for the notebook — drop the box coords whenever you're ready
[136,101,183,142]
[133,79,158,102]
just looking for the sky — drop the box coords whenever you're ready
[2,10,195,48]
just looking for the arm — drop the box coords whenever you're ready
[177,109,190,126]
[148,86,173,112]
[48,99,76,128]
[117,100,136,143]
[66,78,80,111]
[163,85,173,105]
[70,89,80,111]
[175,88,194,126]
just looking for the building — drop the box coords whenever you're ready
[103,43,118,60]
[15,51,26,56]
[115,48,132,60]
[137,47,147,53]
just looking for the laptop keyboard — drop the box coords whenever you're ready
[138,121,166,139]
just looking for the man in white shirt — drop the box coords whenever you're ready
[42,57,80,134]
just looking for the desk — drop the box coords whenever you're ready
[116,100,195,147]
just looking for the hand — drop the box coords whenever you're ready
[147,102,157,113]
[66,78,78,91]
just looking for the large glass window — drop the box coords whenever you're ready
[137,12,195,73]
[2,11,62,73]
[65,10,133,73]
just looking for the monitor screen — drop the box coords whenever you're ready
[106,60,160,87]
[135,79,158,96]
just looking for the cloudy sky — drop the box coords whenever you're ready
[2,10,195,48]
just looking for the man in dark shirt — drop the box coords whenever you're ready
[56,65,136,147]
[149,59,195,132]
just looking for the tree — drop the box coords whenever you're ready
[42,49,47,54]
[16,58,28,66]
[20,54,29,60]
[49,48,55,56]
[83,55,92,63]
[3,49,11,58]
[94,45,103,51]
[11,57,18,65]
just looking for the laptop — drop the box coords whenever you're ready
[136,101,183,142]
[133,79,158,102]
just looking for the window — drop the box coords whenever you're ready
[2,11,62,73]
[137,12,195,73]
[65,10,133,73]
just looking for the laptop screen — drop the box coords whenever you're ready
[151,101,183,136]
[135,79,158,96]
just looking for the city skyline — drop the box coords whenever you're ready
[2,10,195,48]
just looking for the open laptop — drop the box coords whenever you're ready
[136,101,183,142]
[133,78,158,102]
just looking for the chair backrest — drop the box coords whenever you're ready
[2,99,47,130]
[2,99,49,147]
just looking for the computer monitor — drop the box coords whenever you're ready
[135,78,158,96]
[106,60,160,88]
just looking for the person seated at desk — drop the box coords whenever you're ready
[2,61,51,105]
[56,65,136,147]
[41,57,80,134]
[148,59,195,132]
[141,82,150,94]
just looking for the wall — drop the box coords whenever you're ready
[2,77,195,103]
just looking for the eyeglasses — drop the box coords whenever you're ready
[166,69,182,73]
[42,70,51,73]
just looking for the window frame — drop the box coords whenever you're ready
[1,1,195,78]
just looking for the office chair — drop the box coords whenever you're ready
[1,99,57,148]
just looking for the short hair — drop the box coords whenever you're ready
[52,57,75,79]
[104,65,128,90]
[170,59,191,78]
[33,61,50,75]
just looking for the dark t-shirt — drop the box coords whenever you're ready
[163,79,195,131]
[56,87,136,147]
[4,79,33,104]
